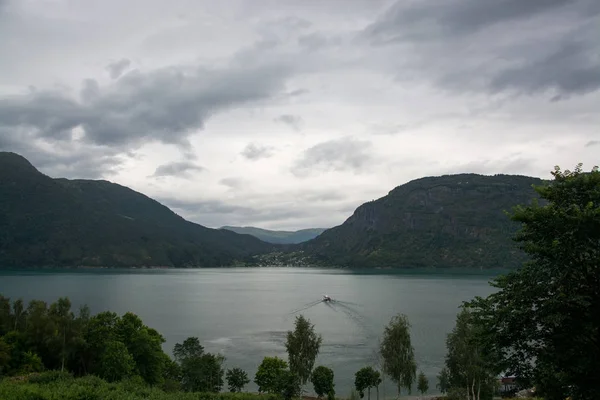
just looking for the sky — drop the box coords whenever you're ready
[0,0,598,231]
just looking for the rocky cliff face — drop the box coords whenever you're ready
[302,174,545,269]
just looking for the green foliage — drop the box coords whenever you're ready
[173,337,204,363]
[253,356,288,394]
[27,370,74,384]
[0,151,274,269]
[442,308,496,400]
[466,164,600,400]
[278,370,301,400]
[354,366,381,400]
[174,337,224,393]
[379,314,416,397]
[302,173,544,269]
[285,314,322,387]
[226,368,249,393]
[417,371,428,395]
[97,340,135,382]
[436,367,450,394]
[0,376,281,400]
[311,365,335,398]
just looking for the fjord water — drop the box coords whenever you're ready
[0,267,497,396]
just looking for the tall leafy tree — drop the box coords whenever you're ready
[436,367,450,394]
[48,297,75,372]
[311,365,335,399]
[444,308,496,400]
[379,314,417,397]
[226,367,250,392]
[354,366,381,400]
[254,356,289,394]
[173,337,224,392]
[97,340,135,382]
[285,314,323,388]
[467,164,600,400]
[417,371,429,396]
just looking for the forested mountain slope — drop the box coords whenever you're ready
[0,152,274,268]
[301,174,545,269]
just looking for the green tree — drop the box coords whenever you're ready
[279,370,302,400]
[467,164,600,400]
[354,366,381,400]
[254,356,289,394]
[48,297,75,372]
[379,314,417,397]
[285,314,323,388]
[311,365,335,399]
[226,367,250,392]
[173,337,224,392]
[97,340,135,382]
[173,337,204,362]
[444,308,496,400]
[116,312,166,384]
[417,371,429,395]
[0,337,10,376]
[436,367,450,394]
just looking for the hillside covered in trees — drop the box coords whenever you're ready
[300,173,545,269]
[0,152,275,268]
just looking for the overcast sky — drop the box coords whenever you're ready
[1,0,598,230]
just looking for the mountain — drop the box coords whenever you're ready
[219,226,327,244]
[0,152,275,268]
[300,173,545,269]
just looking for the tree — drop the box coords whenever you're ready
[311,365,335,399]
[173,337,204,362]
[417,371,429,396]
[436,367,450,394]
[116,312,166,384]
[48,297,75,372]
[279,370,302,400]
[180,353,225,392]
[0,337,10,376]
[97,340,135,382]
[173,337,224,392]
[467,164,600,400]
[354,366,381,400]
[285,314,323,388]
[254,356,289,394]
[227,367,250,392]
[379,314,417,397]
[444,308,496,400]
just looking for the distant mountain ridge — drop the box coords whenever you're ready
[220,226,327,244]
[300,173,545,269]
[0,152,275,268]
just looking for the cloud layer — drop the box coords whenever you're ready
[0,0,598,229]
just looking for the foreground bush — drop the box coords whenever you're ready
[0,375,281,400]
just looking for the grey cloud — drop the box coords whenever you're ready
[158,195,345,230]
[291,137,375,177]
[106,58,131,79]
[0,128,125,179]
[241,143,275,161]
[0,61,291,150]
[220,177,245,189]
[362,0,600,98]
[274,114,303,131]
[366,0,572,41]
[586,140,599,147]
[152,161,205,178]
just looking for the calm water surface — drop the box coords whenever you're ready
[0,267,498,397]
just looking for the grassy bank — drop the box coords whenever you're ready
[0,374,280,400]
